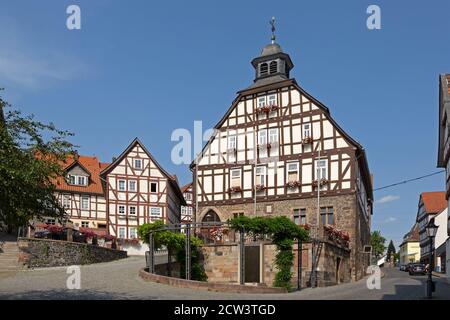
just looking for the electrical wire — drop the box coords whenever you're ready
[373,170,445,192]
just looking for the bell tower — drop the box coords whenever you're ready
[250,17,294,88]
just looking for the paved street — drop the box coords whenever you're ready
[0,256,449,300]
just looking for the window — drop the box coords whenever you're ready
[77,176,87,186]
[230,169,241,187]
[62,195,71,209]
[303,123,311,138]
[118,205,125,215]
[134,159,142,169]
[150,182,158,193]
[81,196,90,210]
[150,207,162,217]
[129,228,137,239]
[181,207,186,215]
[81,221,89,228]
[315,159,328,180]
[287,162,299,182]
[46,219,56,225]
[268,94,277,106]
[129,206,136,215]
[128,180,136,192]
[268,128,278,144]
[269,61,277,74]
[118,180,126,191]
[67,175,87,186]
[118,227,126,239]
[293,208,307,225]
[259,63,268,76]
[184,193,192,201]
[233,212,244,219]
[255,166,266,186]
[228,135,237,150]
[98,224,106,229]
[258,96,266,108]
[258,130,267,145]
[321,207,334,225]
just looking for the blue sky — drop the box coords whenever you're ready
[1,0,449,248]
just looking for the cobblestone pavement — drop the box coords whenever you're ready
[0,257,449,300]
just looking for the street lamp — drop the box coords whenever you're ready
[425,218,438,299]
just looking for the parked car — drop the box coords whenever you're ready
[399,264,407,271]
[34,230,51,239]
[409,263,426,275]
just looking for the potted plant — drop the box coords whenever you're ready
[228,186,242,193]
[302,136,313,144]
[286,180,301,189]
[312,178,329,188]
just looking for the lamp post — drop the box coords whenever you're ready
[425,218,438,299]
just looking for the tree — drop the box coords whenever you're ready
[370,230,386,259]
[0,90,75,232]
[386,240,396,262]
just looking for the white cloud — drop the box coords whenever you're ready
[384,217,397,223]
[376,195,400,204]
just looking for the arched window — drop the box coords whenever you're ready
[259,63,268,77]
[202,210,221,223]
[269,61,278,74]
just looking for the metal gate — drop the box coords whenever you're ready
[244,245,260,283]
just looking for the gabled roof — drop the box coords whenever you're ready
[400,223,419,247]
[189,78,373,202]
[181,182,192,193]
[53,155,109,195]
[100,138,186,205]
[420,191,447,214]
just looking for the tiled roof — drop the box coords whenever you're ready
[421,191,447,214]
[446,74,450,94]
[53,155,109,195]
[181,182,192,193]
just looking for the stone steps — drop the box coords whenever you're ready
[0,240,19,272]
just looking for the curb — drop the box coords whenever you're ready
[139,268,288,294]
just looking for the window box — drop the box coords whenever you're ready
[227,148,237,155]
[254,184,266,192]
[258,143,271,150]
[323,225,350,247]
[256,105,278,115]
[312,178,329,188]
[302,136,313,144]
[228,186,242,193]
[286,180,301,189]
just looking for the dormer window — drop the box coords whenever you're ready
[259,63,268,77]
[269,61,277,74]
[67,175,88,186]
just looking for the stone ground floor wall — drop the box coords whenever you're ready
[200,240,351,288]
[197,193,369,282]
[18,238,127,268]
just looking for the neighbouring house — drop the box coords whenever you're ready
[416,192,447,265]
[190,39,373,282]
[39,138,185,255]
[437,73,450,279]
[180,182,194,228]
[100,138,186,255]
[434,208,449,273]
[51,154,109,235]
[399,223,420,265]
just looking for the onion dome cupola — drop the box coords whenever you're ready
[250,17,294,88]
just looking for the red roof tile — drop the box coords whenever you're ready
[421,192,447,214]
[181,182,192,193]
[53,155,110,195]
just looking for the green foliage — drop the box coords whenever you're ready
[138,221,208,281]
[0,90,75,231]
[386,240,396,261]
[370,230,386,259]
[229,215,309,290]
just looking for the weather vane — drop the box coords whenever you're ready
[270,17,276,44]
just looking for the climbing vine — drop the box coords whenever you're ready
[137,221,207,281]
[229,215,309,290]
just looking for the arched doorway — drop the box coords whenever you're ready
[200,210,222,244]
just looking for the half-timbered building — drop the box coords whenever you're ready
[181,182,194,226]
[191,41,373,281]
[53,154,109,231]
[100,138,185,254]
